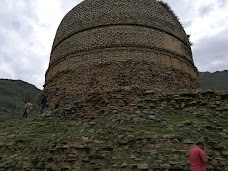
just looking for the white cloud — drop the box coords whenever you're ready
[0,57,16,79]
[164,0,228,72]
[0,0,79,89]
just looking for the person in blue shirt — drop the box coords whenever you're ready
[40,94,47,113]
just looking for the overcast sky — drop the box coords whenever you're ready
[0,0,227,89]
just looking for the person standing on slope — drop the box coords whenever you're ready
[23,101,33,118]
[40,94,47,113]
[189,141,208,171]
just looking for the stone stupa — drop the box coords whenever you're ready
[43,0,199,108]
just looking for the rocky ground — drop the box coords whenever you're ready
[0,88,227,170]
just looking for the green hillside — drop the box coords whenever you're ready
[0,79,41,121]
[0,89,227,170]
[199,70,228,90]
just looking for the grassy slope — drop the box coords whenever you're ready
[0,109,227,170]
[0,79,41,121]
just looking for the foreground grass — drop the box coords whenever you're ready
[0,110,227,169]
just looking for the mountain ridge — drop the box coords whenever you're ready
[199,70,228,90]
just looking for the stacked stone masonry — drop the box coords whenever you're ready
[2,89,227,170]
[44,0,199,107]
[52,0,190,49]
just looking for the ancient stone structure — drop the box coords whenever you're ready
[1,89,228,170]
[44,0,199,108]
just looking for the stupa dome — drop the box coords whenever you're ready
[44,0,199,108]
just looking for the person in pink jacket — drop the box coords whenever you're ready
[189,141,208,171]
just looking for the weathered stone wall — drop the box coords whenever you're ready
[45,60,198,109]
[53,89,228,171]
[47,25,196,78]
[52,0,190,49]
[1,89,227,170]
[44,0,199,108]
[49,25,192,65]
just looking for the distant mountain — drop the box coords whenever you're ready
[199,70,228,90]
[0,79,41,121]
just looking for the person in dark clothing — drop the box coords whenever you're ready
[40,95,47,113]
[23,108,27,118]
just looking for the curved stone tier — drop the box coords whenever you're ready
[52,0,190,51]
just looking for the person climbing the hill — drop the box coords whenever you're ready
[40,94,47,113]
[189,141,208,171]
[23,101,33,118]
